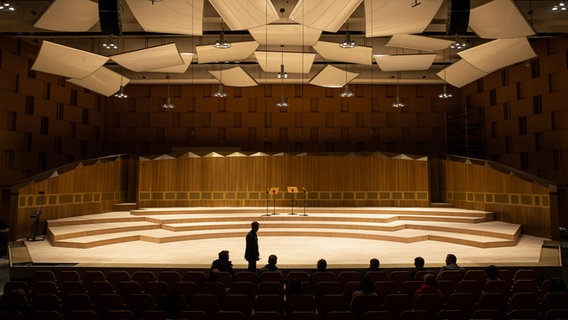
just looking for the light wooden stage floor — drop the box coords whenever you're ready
[15,207,561,270]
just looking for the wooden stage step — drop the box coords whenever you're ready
[46,207,520,249]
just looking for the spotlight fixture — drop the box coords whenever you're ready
[339,31,357,49]
[340,84,353,98]
[276,96,288,108]
[0,1,15,12]
[101,36,118,50]
[162,76,175,109]
[392,96,405,108]
[114,75,128,98]
[213,84,228,98]
[552,1,566,11]
[449,35,468,50]
[438,85,453,99]
[277,64,288,79]
[213,32,231,49]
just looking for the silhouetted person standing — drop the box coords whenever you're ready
[245,221,260,271]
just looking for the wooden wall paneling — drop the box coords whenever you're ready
[76,90,96,109]
[16,114,40,134]
[150,112,173,128]
[509,99,532,118]
[348,98,372,112]
[397,112,418,128]
[551,109,568,130]
[513,135,535,153]
[522,77,550,98]
[0,131,23,150]
[271,112,294,128]
[543,91,568,112]
[19,77,45,97]
[527,113,552,133]
[496,85,517,104]
[241,113,264,128]
[408,97,431,113]
[483,71,501,91]
[1,50,28,75]
[549,70,568,92]
[0,69,18,93]
[334,112,355,127]
[165,127,189,142]
[380,128,402,142]
[49,119,68,137]
[540,50,565,75]
[195,98,217,112]
[196,128,216,141]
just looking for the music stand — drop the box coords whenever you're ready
[268,187,279,215]
[301,187,308,216]
[287,187,298,215]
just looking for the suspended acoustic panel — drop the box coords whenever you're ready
[436,59,488,88]
[111,43,183,72]
[125,0,204,35]
[208,66,258,87]
[67,67,127,97]
[196,41,259,64]
[289,0,363,32]
[364,0,444,37]
[469,0,535,39]
[309,64,359,88]
[457,37,536,73]
[249,24,322,46]
[31,41,109,79]
[146,53,194,73]
[33,0,99,32]
[313,41,373,65]
[208,0,279,30]
[386,34,454,51]
[374,54,437,71]
[254,51,316,73]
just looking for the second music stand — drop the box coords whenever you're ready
[268,187,279,215]
[287,186,298,215]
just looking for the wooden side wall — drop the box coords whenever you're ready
[138,155,430,208]
[12,157,128,240]
[440,159,556,239]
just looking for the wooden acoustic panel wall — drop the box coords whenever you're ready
[137,153,430,208]
[439,159,556,239]
[13,156,128,240]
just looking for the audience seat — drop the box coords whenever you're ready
[229,281,256,300]
[435,309,467,320]
[317,294,348,319]
[286,294,316,314]
[221,293,252,317]
[324,310,357,320]
[362,310,395,320]
[287,310,319,320]
[388,270,411,287]
[350,294,381,319]
[363,271,387,283]
[106,271,131,290]
[235,271,258,286]
[182,271,206,284]
[399,309,430,320]
[338,271,361,288]
[381,293,411,318]
[214,310,247,320]
[188,293,221,319]
[82,271,105,284]
[157,271,181,291]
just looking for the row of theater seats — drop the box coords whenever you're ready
[0,268,567,320]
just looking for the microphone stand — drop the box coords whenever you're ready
[263,190,270,216]
[301,188,308,216]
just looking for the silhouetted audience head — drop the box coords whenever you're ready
[218,250,229,261]
[445,254,457,265]
[317,258,327,271]
[423,273,437,287]
[268,254,278,266]
[251,221,259,231]
[359,276,375,294]
[484,265,499,280]
[368,258,380,270]
[414,256,425,269]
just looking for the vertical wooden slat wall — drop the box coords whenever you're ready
[440,159,555,238]
[137,154,430,208]
[13,157,127,240]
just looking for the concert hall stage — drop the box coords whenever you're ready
[8,207,561,276]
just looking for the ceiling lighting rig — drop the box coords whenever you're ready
[339,31,357,49]
[552,1,566,11]
[0,1,15,12]
[213,32,231,49]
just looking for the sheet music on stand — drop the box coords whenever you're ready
[287,186,298,215]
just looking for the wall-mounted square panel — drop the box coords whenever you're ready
[249,24,322,46]
[436,59,488,88]
[111,43,183,72]
[208,0,279,30]
[469,0,535,39]
[457,37,537,73]
[31,41,109,79]
[67,67,127,97]
[125,0,204,35]
[309,64,359,88]
[289,0,363,32]
[146,53,194,73]
[196,41,259,64]
[364,0,444,37]
[254,51,315,74]
[386,34,454,51]
[209,66,258,87]
[313,41,373,65]
[33,0,99,32]
[374,54,436,71]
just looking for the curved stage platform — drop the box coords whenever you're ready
[9,207,559,274]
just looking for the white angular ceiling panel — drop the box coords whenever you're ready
[125,0,204,35]
[33,0,99,32]
[289,0,363,32]
[208,0,279,30]
[457,37,537,73]
[374,54,437,71]
[364,0,444,37]
[111,43,183,72]
[386,34,454,51]
[196,41,259,64]
[31,41,109,79]
[209,67,258,87]
[309,64,359,88]
[469,0,536,39]
[437,59,488,88]
[146,53,194,73]
[249,24,322,46]
[67,67,127,97]
[313,41,373,65]
[254,51,316,74]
